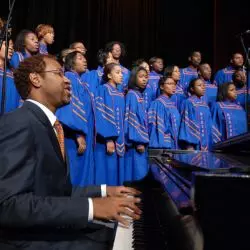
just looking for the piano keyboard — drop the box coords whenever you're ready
[113,188,171,250]
[112,221,133,250]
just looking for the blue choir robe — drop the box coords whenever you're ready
[95,83,125,185]
[80,70,99,97]
[119,65,130,93]
[148,95,180,149]
[179,67,198,95]
[213,66,235,86]
[87,65,130,94]
[170,81,187,112]
[124,89,149,181]
[211,101,247,141]
[81,66,104,95]
[201,79,218,107]
[0,68,20,113]
[148,71,162,100]
[95,66,104,86]
[179,96,220,151]
[143,84,154,110]
[56,71,95,186]
[39,42,48,55]
[9,51,30,69]
[236,86,250,108]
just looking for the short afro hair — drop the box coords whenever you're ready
[14,54,56,99]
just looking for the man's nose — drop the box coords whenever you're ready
[64,76,70,83]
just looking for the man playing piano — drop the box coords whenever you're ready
[0,54,141,250]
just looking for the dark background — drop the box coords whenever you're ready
[1,0,250,72]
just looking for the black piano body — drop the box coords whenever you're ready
[123,132,250,250]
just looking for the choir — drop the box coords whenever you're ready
[0,21,248,187]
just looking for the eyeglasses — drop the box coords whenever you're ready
[39,69,64,77]
[164,82,176,86]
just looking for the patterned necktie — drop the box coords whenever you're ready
[53,119,65,161]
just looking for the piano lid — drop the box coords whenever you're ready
[149,149,248,170]
[213,131,250,153]
[148,148,250,210]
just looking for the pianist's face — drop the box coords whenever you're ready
[38,58,71,108]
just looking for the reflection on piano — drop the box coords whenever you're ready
[113,133,250,250]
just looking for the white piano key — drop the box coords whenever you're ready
[112,220,133,250]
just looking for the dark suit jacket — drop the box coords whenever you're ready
[0,101,109,248]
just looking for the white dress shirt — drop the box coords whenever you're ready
[26,99,107,221]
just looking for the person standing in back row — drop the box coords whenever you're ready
[35,24,55,55]
[104,41,130,93]
[179,51,201,96]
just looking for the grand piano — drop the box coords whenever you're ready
[113,132,250,250]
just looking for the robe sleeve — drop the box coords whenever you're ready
[124,92,149,146]
[122,70,130,92]
[148,100,171,148]
[56,73,88,135]
[213,70,224,86]
[179,100,200,146]
[210,102,223,142]
[81,70,99,96]
[95,85,118,140]
[9,52,21,70]
[144,86,153,110]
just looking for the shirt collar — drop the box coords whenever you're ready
[26,99,57,127]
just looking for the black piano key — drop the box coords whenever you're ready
[130,191,170,250]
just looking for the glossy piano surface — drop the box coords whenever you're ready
[148,149,249,210]
[113,144,250,250]
[148,148,250,250]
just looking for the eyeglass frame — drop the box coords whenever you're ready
[39,69,65,77]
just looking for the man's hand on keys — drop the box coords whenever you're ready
[106,186,141,198]
[92,196,141,227]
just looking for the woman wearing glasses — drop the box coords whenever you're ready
[148,76,180,149]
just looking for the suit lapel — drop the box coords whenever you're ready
[23,101,65,164]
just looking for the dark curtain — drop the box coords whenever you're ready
[213,0,250,70]
[3,0,248,71]
[0,0,215,70]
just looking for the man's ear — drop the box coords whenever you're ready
[29,72,41,88]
